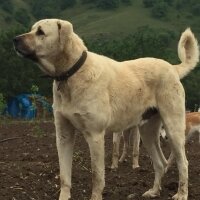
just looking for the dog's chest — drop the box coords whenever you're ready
[54,91,110,133]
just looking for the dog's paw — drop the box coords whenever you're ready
[59,188,71,200]
[142,189,160,198]
[172,193,188,200]
[90,193,102,200]
[110,164,118,170]
[59,194,71,200]
[132,164,140,169]
[119,156,127,163]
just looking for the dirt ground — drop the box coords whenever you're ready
[0,121,200,200]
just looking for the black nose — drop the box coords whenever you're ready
[13,36,21,45]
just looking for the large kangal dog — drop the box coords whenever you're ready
[13,19,199,200]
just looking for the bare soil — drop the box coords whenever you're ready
[0,121,200,200]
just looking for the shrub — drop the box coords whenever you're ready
[0,0,13,13]
[15,8,31,27]
[0,93,6,114]
[191,4,200,16]
[60,0,77,9]
[121,0,132,5]
[164,0,173,6]
[143,0,156,8]
[97,0,120,9]
[151,1,168,18]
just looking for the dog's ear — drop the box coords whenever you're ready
[57,20,73,49]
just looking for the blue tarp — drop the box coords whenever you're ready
[6,94,52,120]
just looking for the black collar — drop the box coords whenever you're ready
[41,50,87,82]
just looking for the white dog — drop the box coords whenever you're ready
[13,19,199,200]
[161,112,200,171]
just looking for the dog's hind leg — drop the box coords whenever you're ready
[140,114,167,198]
[55,113,76,200]
[158,86,188,200]
[83,131,105,200]
[111,132,121,169]
[162,121,188,200]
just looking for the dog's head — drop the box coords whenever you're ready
[13,19,74,74]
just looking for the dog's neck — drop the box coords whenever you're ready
[55,33,88,75]
[39,33,88,78]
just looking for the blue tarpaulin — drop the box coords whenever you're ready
[6,94,52,120]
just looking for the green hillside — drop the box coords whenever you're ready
[0,0,200,38]
[62,0,200,39]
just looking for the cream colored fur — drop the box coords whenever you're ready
[14,19,199,200]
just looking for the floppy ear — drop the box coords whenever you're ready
[57,20,73,49]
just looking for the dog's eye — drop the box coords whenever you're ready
[36,28,45,36]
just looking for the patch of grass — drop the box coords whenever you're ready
[31,120,45,137]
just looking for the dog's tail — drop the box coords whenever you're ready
[175,28,199,79]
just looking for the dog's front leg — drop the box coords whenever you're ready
[84,131,105,200]
[55,112,76,200]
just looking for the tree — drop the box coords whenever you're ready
[143,0,156,8]
[81,0,96,3]
[97,0,120,9]
[151,1,168,18]
[15,8,31,27]
[27,0,60,19]
[191,3,200,16]
[121,0,132,5]
[175,0,182,10]
[182,68,200,109]
[0,0,13,13]
[60,0,77,9]
[164,0,173,6]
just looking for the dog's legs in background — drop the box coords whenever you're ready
[83,131,105,200]
[111,132,121,169]
[131,126,140,169]
[119,129,130,163]
[140,114,167,198]
[165,152,175,173]
[55,113,76,200]
[111,127,140,169]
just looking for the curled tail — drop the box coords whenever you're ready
[175,28,199,79]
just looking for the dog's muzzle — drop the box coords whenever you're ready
[13,36,38,61]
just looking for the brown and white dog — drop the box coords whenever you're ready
[13,19,199,200]
[161,112,200,171]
